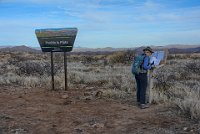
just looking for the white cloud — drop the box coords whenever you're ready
[1,0,200,47]
[138,0,164,11]
[128,1,200,24]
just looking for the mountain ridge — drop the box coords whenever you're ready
[0,44,200,54]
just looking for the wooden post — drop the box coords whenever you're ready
[148,69,154,104]
[147,69,153,104]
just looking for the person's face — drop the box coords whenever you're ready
[144,50,152,56]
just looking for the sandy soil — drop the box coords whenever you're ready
[0,87,199,134]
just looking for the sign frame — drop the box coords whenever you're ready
[35,27,78,90]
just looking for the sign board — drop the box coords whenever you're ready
[35,28,78,52]
[151,51,165,66]
[151,50,168,65]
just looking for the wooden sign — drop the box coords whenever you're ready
[35,28,78,52]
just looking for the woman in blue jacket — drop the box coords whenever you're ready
[135,46,154,109]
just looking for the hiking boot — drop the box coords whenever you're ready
[140,104,149,109]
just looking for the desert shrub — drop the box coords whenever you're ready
[16,61,51,76]
[15,60,64,76]
[101,89,129,99]
[190,53,200,59]
[20,76,42,87]
[0,62,16,75]
[81,56,98,64]
[67,64,135,93]
[109,51,127,64]
[0,71,51,88]
[167,54,175,60]
[10,52,28,62]
[174,87,200,120]
[152,59,200,119]
[109,50,135,64]
[167,59,179,65]
[184,60,200,75]
[0,73,22,86]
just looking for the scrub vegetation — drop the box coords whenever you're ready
[0,50,200,133]
[1,51,200,119]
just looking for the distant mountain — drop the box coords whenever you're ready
[0,45,13,49]
[135,45,200,54]
[0,45,41,53]
[0,44,199,54]
[72,47,127,52]
[168,47,200,54]
[163,44,200,49]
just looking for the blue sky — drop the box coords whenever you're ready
[0,0,200,48]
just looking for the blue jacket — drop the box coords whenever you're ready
[143,56,151,70]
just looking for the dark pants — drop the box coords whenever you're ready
[135,73,147,104]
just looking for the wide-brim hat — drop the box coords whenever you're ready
[143,46,154,53]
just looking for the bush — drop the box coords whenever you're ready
[109,50,135,64]
[15,60,64,76]
[184,60,200,75]
[16,61,50,76]
[152,59,200,119]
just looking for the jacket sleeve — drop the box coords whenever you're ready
[143,56,151,70]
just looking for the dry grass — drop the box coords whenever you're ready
[0,52,200,119]
[152,58,200,119]
[0,53,135,98]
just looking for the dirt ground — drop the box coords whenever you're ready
[0,87,199,134]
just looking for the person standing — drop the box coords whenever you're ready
[134,47,154,109]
